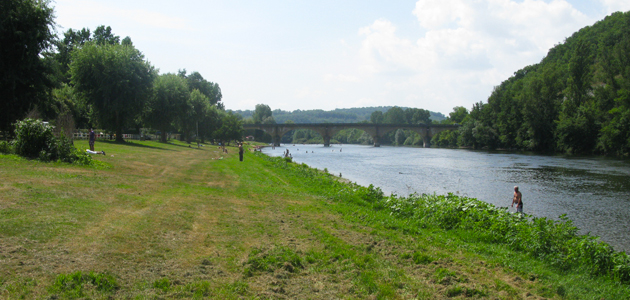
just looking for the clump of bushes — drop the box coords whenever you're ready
[6,118,92,165]
[380,193,630,284]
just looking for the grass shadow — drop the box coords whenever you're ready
[165,141,219,150]
[99,140,174,151]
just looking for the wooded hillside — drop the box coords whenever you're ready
[454,11,630,155]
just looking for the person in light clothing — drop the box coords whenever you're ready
[511,186,523,214]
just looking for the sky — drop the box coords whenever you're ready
[52,0,630,115]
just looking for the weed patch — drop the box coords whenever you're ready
[243,246,304,276]
[48,271,118,298]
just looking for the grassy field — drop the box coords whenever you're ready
[1,139,629,299]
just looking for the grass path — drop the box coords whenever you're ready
[1,140,625,299]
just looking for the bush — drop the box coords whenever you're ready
[13,118,55,158]
[378,192,630,284]
[12,118,92,164]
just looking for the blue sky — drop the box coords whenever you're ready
[53,0,630,115]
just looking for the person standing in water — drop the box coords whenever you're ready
[511,186,523,214]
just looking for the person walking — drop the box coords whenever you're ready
[511,186,523,214]
[89,128,96,151]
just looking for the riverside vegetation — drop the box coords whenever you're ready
[1,140,630,299]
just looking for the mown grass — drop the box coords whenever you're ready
[0,139,629,299]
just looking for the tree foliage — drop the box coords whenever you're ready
[70,43,156,141]
[252,104,274,124]
[145,74,189,142]
[0,0,55,133]
[448,11,630,155]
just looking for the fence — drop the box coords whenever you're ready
[73,132,181,141]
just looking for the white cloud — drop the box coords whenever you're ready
[353,0,593,113]
[323,74,359,83]
[598,0,630,14]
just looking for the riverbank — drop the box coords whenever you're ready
[1,140,628,299]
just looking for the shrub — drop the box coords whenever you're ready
[378,192,630,284]
[13,118,55,158]
[12,118,92,165]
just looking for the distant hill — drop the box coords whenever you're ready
[231,106,446,123]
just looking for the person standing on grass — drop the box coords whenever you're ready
[89,128,96,151]
[238,143,244,162]
[511,186,523,214]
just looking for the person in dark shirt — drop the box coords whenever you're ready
[89,128,96,151]
[238,143,244,162]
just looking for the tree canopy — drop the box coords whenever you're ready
[0,0,55,133]
[144,74,189,142]
[70,42,156,141]
[452,11,630,155]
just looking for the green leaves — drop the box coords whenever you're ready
[378,192,630,284]
[12,118,93,164]
[70,42,155,141]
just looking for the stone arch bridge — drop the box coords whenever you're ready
[242,123,460,147]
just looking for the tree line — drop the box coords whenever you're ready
[1,0,242,144]
[433,11,630,156]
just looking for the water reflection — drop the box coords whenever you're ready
[263,144,630,253]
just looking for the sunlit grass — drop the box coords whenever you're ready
[0,139,628,299]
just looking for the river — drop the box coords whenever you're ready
[262,144,630,253]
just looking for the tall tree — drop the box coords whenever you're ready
[52,28,91,83]
[402,108,431,124]
[178,89,210,143]
[93,25,120,45]
[179,70,222,106]
[70,43,155,141]
[145,74,188,143]
[383,106,405,124]
[370,111,384,124]
[215,112,243,143]
[252,104,274,124]
[0,0,55,134]
[448,107,468,124]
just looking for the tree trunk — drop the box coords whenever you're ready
[161,130,167,143]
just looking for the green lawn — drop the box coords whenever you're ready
[0,139,628,299]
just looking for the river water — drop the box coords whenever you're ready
[262,144,630,253]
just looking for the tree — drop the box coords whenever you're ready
[199,105,221,143]
[179,70,222,106]
[215,112,243,143]
[145,74,189,143]
[0,0,55,134]
[448,107,468,124]
[383,106,405,124]
[179,89,210,143]
[252,104,273,124]
[51,28,91,84]
[370,111,384,124]
[93,25,120,45]
[405,108,431,124]
[70,43,155,142]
